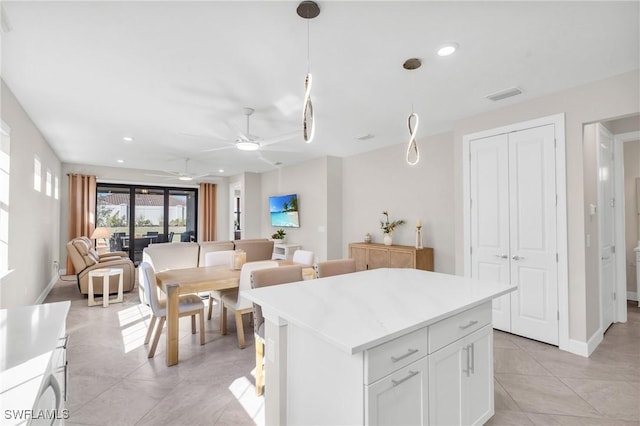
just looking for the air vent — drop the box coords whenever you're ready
[485,87,523,102]
[355,133,375,141]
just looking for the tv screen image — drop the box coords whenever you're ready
[269,193,300,228]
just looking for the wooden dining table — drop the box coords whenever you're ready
[155,263,315,366]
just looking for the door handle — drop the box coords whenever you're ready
[470,343,475,375]
[495,254,508,259]
[512,255,524,261]
[601,256,610,260]
[462,346,470,377]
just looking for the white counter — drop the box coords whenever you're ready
[244,268,515,354]
[244,268,516,425]
[0,301,70,425]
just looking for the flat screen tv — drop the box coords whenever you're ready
[269,193,300,228]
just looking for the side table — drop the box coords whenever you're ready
[88,268,124,307]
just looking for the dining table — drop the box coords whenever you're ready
[155,263,315,366]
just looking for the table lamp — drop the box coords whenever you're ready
[90,227,111,251]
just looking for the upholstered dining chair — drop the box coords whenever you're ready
[203,250,236,321]
[292,249,314,266]
[250,265,304,395]
[315,258,357,278]
[139,262,205,358]
[220,260,279,349]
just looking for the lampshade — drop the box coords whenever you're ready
[90,227,111,240]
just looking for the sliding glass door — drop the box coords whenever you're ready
[96,184,198,264]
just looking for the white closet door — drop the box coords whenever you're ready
[470,134,511,331]
[508,124,558,345]
[597,123,616,332]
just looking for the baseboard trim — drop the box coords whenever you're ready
[36,273,61,304]
[567,328,603,358]
[627,291,638,302]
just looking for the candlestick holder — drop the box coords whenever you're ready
[415,226,423,249]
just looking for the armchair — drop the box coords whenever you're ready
[66,237,135,295]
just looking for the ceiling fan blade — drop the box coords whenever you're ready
[260,130,301,147]
[202,144,235,153]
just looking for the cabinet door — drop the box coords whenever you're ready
[389,249,414,268]
[350,245,368,271]
[366,357,429,426]
[465,325,494,426]
[428,338,464,426]
[368,247,389,269]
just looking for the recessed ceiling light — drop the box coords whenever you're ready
[437,43,459,57]
[116,159,124,164]
[218,169,224,173]
[123,136,134,142]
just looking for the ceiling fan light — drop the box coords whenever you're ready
[179,176,193,181]
[236,141,260,151]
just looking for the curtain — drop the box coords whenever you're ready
[199,183,217,242]
[67,174,96,274]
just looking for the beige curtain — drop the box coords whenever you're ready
[199,183,217,242]
[67,174,97,274]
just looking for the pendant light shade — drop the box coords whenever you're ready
[403,58,422,165]
[297,1,320,144]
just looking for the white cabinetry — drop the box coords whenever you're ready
[0,302,70,426]
[272,243,301,261]
[366,357,429,425]
[428,325,493,426]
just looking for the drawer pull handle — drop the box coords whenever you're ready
[390,348,419,363]
[392,370,419,387]
[459,320,478,330]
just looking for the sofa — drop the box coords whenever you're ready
[66,237,136,295]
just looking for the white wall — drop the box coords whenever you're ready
[0,80,62,308]
[453,70,640,342]
[342,131,455,273]
[260,157,332,262]
[624,140,640,295]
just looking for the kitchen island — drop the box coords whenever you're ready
[244,268,516,425]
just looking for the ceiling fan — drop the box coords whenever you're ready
[202,107,299,153]
[144,158,216,181]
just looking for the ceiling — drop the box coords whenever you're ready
[2,1,639,181]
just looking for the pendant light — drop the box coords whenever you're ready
[297,1,320,143]
[403,58,421,165]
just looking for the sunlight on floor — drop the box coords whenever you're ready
[229,376,265,426]
[117,304,152,353]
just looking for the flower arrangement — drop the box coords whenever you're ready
[380,211,405,234]
[271,229,287,240]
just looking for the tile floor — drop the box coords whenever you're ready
[45,277,640,425]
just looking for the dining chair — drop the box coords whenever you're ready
[315,258,357,278]
[250,265,304,395]
[203,250,236,320]
[220,260,279,349]
[139,262,205,358]
[292,249,314,266]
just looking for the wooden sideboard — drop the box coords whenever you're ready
[349,242,434,271]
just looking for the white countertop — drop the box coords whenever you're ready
[0,301,70,420]
[244,268,515,354]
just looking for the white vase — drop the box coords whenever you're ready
[383,234,392,246]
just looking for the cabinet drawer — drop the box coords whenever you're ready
[365,326,429,384]
[428,302,491,354]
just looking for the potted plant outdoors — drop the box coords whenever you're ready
[380,211,405,246]
[271,228,287,244]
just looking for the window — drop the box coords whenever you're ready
[33,156,41,192]
[0,123,9,274]
[45,169,52,197]
[96,183,198,264]
[54,175,59,200]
